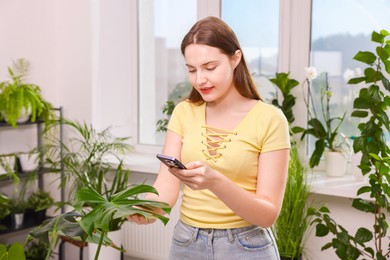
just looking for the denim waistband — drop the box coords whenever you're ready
[179,220,265,240]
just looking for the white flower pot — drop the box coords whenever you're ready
[12,213,24,228]
[18,152,40,172]
[325,151,347,177]
[88,230,122,260]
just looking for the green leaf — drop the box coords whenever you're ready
[357,186,371,196]
[0,243,26,260]
[353,51,377,65]
[355,227,373,243]
[348,76,366,84]
[372,30,386,43]
[352,198,375,213]
[319,206,330,213]
[351,110,368,118]
[353,97,370,109]
[315,223,329,237]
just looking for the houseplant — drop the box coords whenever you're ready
[269,72,299,125]
[0,58,55,127]
[269,72,318,259]
[27,190,54,222]
[43,119,134,199]
[24,239,48,260]
[308,29,390,259]
[293,68,349,172]
[9,197,27,228]
[32,119,171,259]
[28,183,171,260]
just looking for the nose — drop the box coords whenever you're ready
[196,71,207,86]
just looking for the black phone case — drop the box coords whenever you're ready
[156,154,186,169]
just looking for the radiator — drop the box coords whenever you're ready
[123,199,181,260]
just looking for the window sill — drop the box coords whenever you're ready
[119,152,369,200]
[309,171,369,200]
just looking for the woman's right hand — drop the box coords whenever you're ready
[128,214,157,225]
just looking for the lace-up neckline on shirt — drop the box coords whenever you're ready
[201,125,237,162]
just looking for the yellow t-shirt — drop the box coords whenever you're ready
[168,100,290,229]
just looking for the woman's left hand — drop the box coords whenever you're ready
[168,161,219,190]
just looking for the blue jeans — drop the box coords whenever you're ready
[169,220,280,260]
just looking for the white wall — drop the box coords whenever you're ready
[0,0,135,136]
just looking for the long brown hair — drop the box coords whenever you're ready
[181,16,262,103]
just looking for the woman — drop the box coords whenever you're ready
[129,16,290,259]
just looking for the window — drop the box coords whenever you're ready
[221,0,280,102]
[138,0,197,146]
[310,0,390,146]
[137,0,281,148]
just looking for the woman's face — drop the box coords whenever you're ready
[184,44,241,103]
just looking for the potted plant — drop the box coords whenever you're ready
[28,175,171,260]
[27,190,54,223]
[308,29,390,259]
[24,238,49,260]
[9,197,27,229]
[269,72,318,259]
[293,69,349,175]
[31,119,172,259]
[0,58,55,127]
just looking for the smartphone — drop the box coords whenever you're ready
[156,154,186,169]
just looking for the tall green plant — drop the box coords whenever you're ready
[309,29,390,260]
[44,120,133,199]
[272,145,311,259]
[269,72,317,259]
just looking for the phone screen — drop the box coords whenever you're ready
[156,154,186,169]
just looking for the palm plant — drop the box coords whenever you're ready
[29,119,172,259]
[44,119,132,199]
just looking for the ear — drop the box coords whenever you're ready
[231,49,242,69]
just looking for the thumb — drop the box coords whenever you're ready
[185,161,204,169]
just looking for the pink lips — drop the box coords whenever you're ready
[200,87,214,94]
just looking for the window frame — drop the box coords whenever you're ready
[131,0,312,156]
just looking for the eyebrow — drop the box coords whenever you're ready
[185,61,218,67]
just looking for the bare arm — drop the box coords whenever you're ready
[128,129,182,224]
[169,148,289,228]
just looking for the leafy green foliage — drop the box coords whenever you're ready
[44,119,133,199]
[293,72,347,168]
[0,243,26,260]
[27,190,54,211]
[0,194,10,220]
[31,120,172,260]
[156,100,176,132]
[309,29,390,259]
[29,185,170,260]
[0,59,55,127]
[272,145,314,258]
[269,72,299,126]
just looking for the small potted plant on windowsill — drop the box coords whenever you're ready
[0,58,55,128]
[293,68,349,176]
